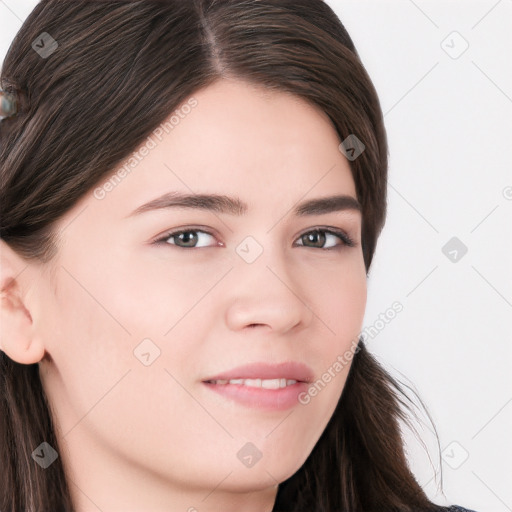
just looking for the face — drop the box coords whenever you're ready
[31,78,367,509]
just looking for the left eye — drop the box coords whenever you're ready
[154,227,354,250]
[295,228,354,250]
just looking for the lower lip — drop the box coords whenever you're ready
[202,381,309,411]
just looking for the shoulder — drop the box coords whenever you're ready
[442,506,479,512]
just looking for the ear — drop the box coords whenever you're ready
[0,240,46,364]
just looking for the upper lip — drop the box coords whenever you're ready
[202,362,314,383]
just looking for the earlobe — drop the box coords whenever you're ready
[0,240,46,365]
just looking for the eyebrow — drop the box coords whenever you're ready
[127,192,362,218]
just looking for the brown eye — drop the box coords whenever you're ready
[156,229,217,249]
[300,230,327,248]
[153,227,355,250]
[295,229,354,250]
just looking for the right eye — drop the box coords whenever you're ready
[153,228,218,249]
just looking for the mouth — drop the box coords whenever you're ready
[201,361,313,410]
[203,378,300,389]
[201,361,314,384]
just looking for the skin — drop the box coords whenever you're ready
[0,78,367,512]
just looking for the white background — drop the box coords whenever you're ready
[1,1,511,511]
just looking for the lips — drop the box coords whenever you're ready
[202,361,314,384]
[201,362,314,410]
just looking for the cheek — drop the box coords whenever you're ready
[106,249,235,337]
[308,252,367,344]
[41,263,138,432]
[299,254,366,416]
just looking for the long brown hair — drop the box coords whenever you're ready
[1,1,449,510]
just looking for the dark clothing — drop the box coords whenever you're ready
[443,507,478,512]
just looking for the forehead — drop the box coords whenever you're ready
[74,77,358,226]
[187,77,341,155]
[127,78,353,191]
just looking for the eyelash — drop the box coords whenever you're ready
[153,226,356,251]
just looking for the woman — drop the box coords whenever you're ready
[0,1,478,511]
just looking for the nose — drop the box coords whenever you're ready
[224,248,315,336]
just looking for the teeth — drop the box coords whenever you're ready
[209,378,298,388]
[262,379,281,389]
